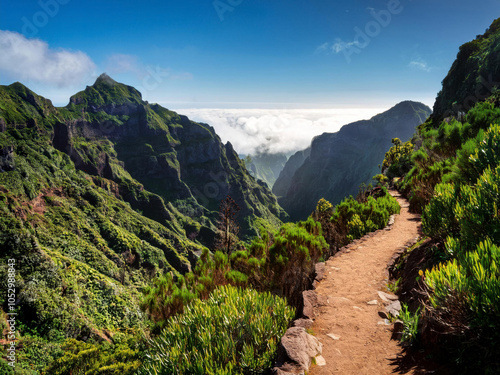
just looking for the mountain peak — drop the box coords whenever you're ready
[94,73,118,86]
[68,74,142,108]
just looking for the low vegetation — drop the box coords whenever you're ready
[139,285,294,375]
[313,186,400,252]
[142,217,328,326]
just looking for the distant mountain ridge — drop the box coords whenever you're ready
[274,101,431,220]
[246,152,288,188]
[272,147,310,197]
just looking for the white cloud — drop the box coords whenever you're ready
[316,39,361,54]
[0,30,96,87]
[408,60,431,72]
[176,108,385,155]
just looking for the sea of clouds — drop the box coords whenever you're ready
[175,108,385,156]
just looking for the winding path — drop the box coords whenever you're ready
[309,190,421,375]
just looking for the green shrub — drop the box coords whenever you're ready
[347,214,365,241]
[454,165,500,247]
[422,183,460,241]
[425,238,500,328]
[469,123,500,178]
[264,218,328,306]
[141,272,198,327]
[424,164,500,248]
[452,136,482,183]
[399,303,420,344]
[142,218,328,322]
[138,285,294,375]
[373,174,389,187]
[466,100,500,133]
[43,338,142,375]
[383,139,415,178]
[331,187,400,242]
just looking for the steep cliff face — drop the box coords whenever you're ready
[273,148,310,197]
[58,74,287,242]
[276,101,431,221]
[432,18,500,122]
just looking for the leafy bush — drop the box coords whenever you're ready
[331,187,400,243]
[263,218,328,306]
[382,139,415,178]
[138,285,294,375]
[469,123,500,179]
[142,218,327,322]
[424,164,500,248]
[422,183,460,241]
[141,273,198,328]
[373,173,389,187]
[455,166,500,247]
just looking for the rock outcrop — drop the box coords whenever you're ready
[0,145,15,172]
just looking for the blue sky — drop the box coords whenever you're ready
[1,0,499,108]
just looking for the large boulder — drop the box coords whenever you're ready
[274,327,323,374]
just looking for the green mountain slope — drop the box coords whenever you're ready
[0,76,286,369]
[273,147,311,197]
[432,18,500,121]
[58,74,287,242]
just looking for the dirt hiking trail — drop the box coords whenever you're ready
[309,190,421,375]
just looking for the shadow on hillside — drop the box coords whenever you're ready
[389,346,454,375]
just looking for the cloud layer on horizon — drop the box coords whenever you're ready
[0,30,96,87]
[176,108,385,156]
